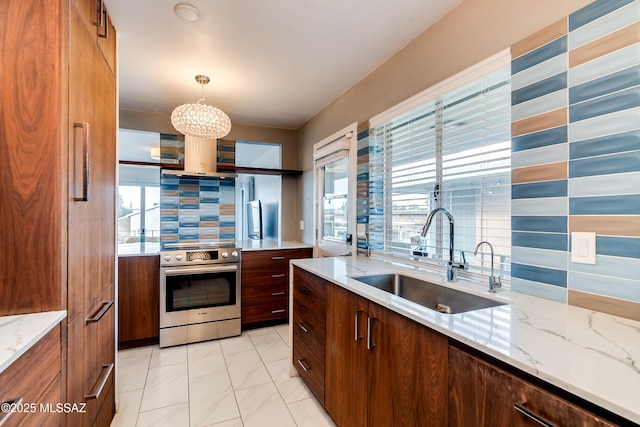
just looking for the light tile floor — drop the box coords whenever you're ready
[111,324,336,427]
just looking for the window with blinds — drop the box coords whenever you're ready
[369,60,511,281]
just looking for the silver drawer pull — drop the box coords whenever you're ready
[272,256,285,260]
[271,274,286,278]
[513,402,556,427]
[85,363,114,400]
[0,397,23,426]
[298,322,308,333]
[271,309,285,314]
[367,317,376,350]
[272,291,285,296]
[355,310,363,341]
[297,359,309,372]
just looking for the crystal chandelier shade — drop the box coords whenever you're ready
[171,75,231,139]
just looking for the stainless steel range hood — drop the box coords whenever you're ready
[162,135,236,179]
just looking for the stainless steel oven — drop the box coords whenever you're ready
[160,243,241,347]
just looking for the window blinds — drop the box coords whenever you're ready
[370,63,511,281]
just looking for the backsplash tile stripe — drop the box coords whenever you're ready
[569,86,640,122]
[512,36,567,74]
[512,18,567,59]
[569,42,640,87]
[512,54,568,91]
[568,171,640,196]
[512,216,567,233]
[569,129,640,159]
[568,106,640,141]
[511,247,568,270]
[569,194,640,214]
[569,151,640,177]
[512,278,568,302]
[512,89,568,121]
[511,198,568,216]
[569,65,640,105]
[512,263,567,287]
[511,126,567,152]
[512,231,568,251]
[569,271,640,302]
[511,161,567,183]
[569,215,640,236]
[569,253,640,281]
[512,73,568,105]
[596,236,640,258]
[511,180,567,199]
[512,108,567,137]
[512,144,568,168]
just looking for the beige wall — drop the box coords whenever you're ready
[119,109,302,240]
[296,0,593,243]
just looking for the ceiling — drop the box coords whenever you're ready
[105,0,462,130]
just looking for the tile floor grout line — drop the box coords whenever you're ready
[220,333,246,427]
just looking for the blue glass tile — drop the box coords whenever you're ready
[220,233,235,239]
[569,86,640,122]
[179,190,199,197]
[511,216,567,233]
[569,66,640,105]
[357,147,369,157]
[511,263,567,287]
[511,180,568,199]
[569,151,640,177]
[200,215,219,221]
[357,172,369,182]
[570,195,640,214]
[512,36,567,75]
[219,145,235,152]
[178,179,200,186]
[220,221,235,228]
[512,72,567,106]
[597,236,640,259]
[569,0,635,31]
[179,203,199,210]
[160,227,179,234]
[178,232,200,240]
[200,184,220,191]
[199,197,220,203]
[161,202,179,209]
[512,126,567,152]
[357,216,369,224]
[512,231,568,251]
[160,184,179,190]
[160,215,179,221]
[357,129,370,140]
[179,221,199,228]
[570,130,640,159]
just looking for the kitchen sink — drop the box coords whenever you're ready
[351,273,506,314]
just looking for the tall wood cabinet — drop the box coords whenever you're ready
[0,0,117,426]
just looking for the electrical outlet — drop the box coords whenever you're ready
[571,232,596,265]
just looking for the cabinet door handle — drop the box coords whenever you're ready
[0,397,23,425]
[513,402,556,427]
[85,300,114,324]
[73,123,90,202]
[297,359,309,372]
[271,274,285,278]
[354,310,363,341]
[367,317,376,350]
[93,0,104,27]
[271,291,285,296]
[272,256,285,260]
[98,10,109,39]
[271,309,285,314]
[85,363,114,400]
[298,322,308,333]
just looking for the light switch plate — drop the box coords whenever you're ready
[299,220,305,230]
[571,232,596,265]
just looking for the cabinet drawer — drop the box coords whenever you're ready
[293,341,325,406]
[241,248,312,269]
[67,364,114,427]
[242,284,288,306]
[18,374,62,427]
[0,325,61,427]
[293,267,326,317]
[241,267,288,288]
[242,298,289,325]
[292,301,325,360]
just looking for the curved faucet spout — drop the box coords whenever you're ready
[420,207,467,281]
[474,240,502,292]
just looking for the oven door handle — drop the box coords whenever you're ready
[163,265,238,276]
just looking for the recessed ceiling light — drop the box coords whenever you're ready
[174,2,200,22]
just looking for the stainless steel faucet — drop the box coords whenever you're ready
[473,240,502,293]
[420,207,468,281]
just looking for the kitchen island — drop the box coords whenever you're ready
[291,256,640,425]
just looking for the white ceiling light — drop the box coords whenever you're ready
[173,3,200,22]
[171,75,232,139]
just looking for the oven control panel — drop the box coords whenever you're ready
[161,248,241,266]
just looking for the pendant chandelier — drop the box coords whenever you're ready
[171,75,231,139]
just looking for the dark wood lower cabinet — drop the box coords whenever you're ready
[118,255,160,348]
[448,346,617,427]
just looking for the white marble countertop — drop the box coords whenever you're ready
[291,256,640,424]
[238,240,313,252]
[0,310,67,375]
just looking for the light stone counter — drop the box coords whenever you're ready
[238,240,313,251]
[291,256,640,424]
[0,310,67,375]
